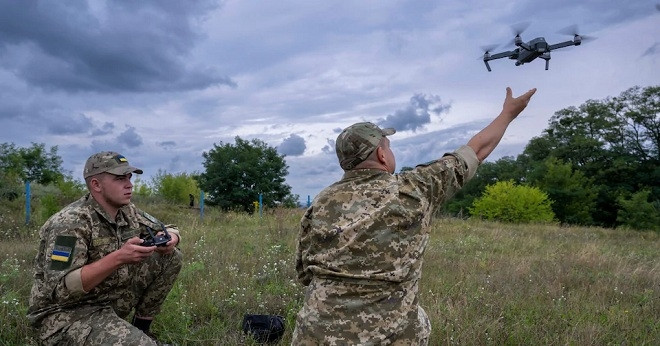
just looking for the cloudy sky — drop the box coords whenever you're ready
[1,1,658,202]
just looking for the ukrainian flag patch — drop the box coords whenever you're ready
[115,154,128,163]
[51,245,72,262]
[50,235,76,270]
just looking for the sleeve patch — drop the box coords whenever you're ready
[141,211,159,224]
[50,235,76,270]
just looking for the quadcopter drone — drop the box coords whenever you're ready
[482,23,593,71]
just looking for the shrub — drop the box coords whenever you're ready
[39,194,60,222]
[617,189,659,232]
[152,171,200,205]
[469,180,555,223]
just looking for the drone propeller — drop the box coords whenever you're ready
[503,22,531,47]
[510,21,531,36]
[479,44,500,59]
[480,44,499,53]
[557,24,596,42]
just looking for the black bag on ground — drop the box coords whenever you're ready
[242,314,285,344]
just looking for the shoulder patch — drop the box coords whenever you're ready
[141,211,159,224]
[50,235,76,270]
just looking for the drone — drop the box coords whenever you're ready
[482,23,594,71]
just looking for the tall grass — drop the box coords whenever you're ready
[1,201,658,345]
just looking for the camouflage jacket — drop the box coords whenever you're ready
[27,194,173,340]
[294,145,478,345]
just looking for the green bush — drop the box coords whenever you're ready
[469,180,555,223]
[617,189,660,232]
[151,171,200,205]
[54,175,85,203]
[530,157,597,225]
[133,176,153,197]
[39,194,60,222]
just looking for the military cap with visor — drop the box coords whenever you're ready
[336,122,396,170]
[83,151,143,179]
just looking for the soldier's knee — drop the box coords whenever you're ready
[169,248,183,271]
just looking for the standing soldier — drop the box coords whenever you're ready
[28,151,182,345]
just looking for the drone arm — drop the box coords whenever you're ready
[483,50,515,71]
[489,51,516,60]
[548,40,576,50]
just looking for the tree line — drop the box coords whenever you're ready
[0,138,298,219]
[1,85,658,231]
[442,85,659,231]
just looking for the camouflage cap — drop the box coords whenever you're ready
[83,151,143,179]
[336,122,396,170]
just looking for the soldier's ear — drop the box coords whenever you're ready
[376,146,386,164]
[89,176,103,192]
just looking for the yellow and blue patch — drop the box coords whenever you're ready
[115,154,128,163]
[51,245,72,262]
[50,235,76,270]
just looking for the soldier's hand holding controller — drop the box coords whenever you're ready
[117,237,157,264]
[153,232,179,255]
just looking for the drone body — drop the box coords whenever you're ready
[483,25,590,71]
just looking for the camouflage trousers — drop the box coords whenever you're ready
[291,277,431,346]
[43,249,182,345]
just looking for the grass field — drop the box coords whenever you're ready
[1,202,658,345]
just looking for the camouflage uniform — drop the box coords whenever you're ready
[293,122,479,345]
[28,194,183,345]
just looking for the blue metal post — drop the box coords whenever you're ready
[307,195,311,208]
[258,193,263,218]
[199,191,205,221]
[25,181,31,224]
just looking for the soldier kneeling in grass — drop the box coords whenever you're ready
[28,151,182,345]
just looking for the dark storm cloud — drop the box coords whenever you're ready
[0,102,23,120]
[0,1,236,93]
[47,113,94,135]
[91,122,115,136]
[159,141,177,149]
[278,134,306,156]
[378,94,450,132]
[511,1,652,29]
[393,121,486,168]
[168,155,183,172]
[321,139,336,154]
[642,43,659,57]
[117,126,143,148]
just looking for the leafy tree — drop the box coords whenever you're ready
[611,86,659,161]
[529,157,597,225]
[152,171,200,204]
[53,175,86,203]
[520,85,659,227]
[133,176,153,198]
[469,180,555,223]
[0,143,63,184]
[616,190,660,232]
[196,137,296,211]
[0,170,22,201]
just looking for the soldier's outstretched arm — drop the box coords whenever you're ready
[467,87,536,162]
